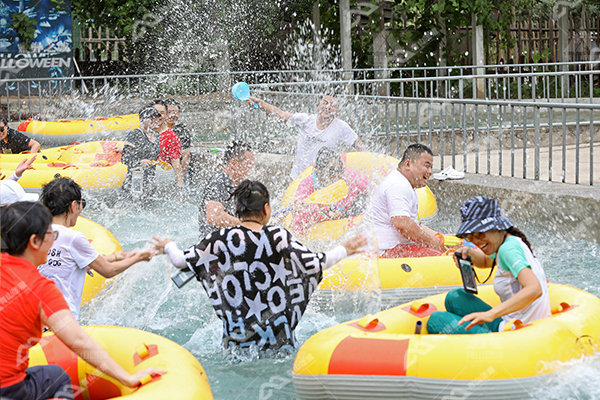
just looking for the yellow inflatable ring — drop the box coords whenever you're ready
[280,152,437,242]
[294,283,600,399]
[313,255,467,310]
[29,325,213,399]
[18,114,139,136]
[72,217,122,306]
[0,141,127,189]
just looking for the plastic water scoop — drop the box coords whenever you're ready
[304,179,348,204]
[232,82,258,108]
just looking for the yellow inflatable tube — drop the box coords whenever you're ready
[312,255,471,310]
[72,217,121,306]
[294,283,600,399]
[0,141,127,189]
[18,114,139,136]
[29,325,213,400]
[280,152,437,242]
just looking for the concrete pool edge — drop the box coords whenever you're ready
[428,174,600,244]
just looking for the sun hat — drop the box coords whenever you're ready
[0,180,39,206]
[456,196,513,238]
[139,107,161,121]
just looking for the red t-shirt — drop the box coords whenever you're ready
[158,128,182,165]
[0,253,69,388]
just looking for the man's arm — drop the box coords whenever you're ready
[206,200,241,228]
[171,158,184,187]
[28,139,41,153]
[352,137,365,152]
[248,96,294,121]
[391,216,445,252]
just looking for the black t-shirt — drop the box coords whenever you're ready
[173,123,191,150]
[0,129,31,154]
[184,225,325,350]
[121,128,160,189]
[198,172,235,237]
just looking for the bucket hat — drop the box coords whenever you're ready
[0,180,39,207]
[456,196,513,238]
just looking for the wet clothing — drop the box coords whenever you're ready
[198,172,235,238]
[366,169,420,252]
[38,224,100,320]
[173,123,192,150]
[121,128,160,191]
[291,169,371,234]
[0,365,73,400]
[0,253,70,390]
[381,244,441,258]
[158,128,182,165]
[0,128,32,154]
[427,236,550,334]
[289,114,358,178]
[180,225,332,350]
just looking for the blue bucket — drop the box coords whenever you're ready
[232,82,258,108]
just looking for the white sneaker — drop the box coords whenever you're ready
[432,166,465,180]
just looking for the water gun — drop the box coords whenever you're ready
[435,233,476,248]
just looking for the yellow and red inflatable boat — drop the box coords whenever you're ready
[313,254,470,310]
[29,325,213,399]
[73,217,122,306]
[18,114,138,145]
[280,152,437,243]
[0,141,127,190]
[294,283,600,399]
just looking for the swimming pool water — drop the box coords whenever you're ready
[79,189,600,400]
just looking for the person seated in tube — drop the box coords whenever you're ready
[247,94,365,179]
[427,196,550,334]
[366,144,446,258]
[152,100,185,187]
[37,177,153,320]
[290,147,372,235]
[0,156,38,203]
[121,107,162,193]
[0,202,164,400]
[198,140,255,239]
[164,98,192,178]
[0,116,41,155]
[152,180,366,353]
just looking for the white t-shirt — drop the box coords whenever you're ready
[366,169,419,252]
[289,113,358,178]
[492,236,550,331]
[38,224,99,320]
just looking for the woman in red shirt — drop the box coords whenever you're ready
[0,202,164,400]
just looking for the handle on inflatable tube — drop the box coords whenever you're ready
[502,319,523,331]
[357,314,379,329]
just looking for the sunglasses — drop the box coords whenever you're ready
[79,199,87,209]
[46,230,59,240]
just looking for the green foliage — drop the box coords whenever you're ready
[9,12,37,51]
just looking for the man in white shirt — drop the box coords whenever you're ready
[248,95,364,178]
[366,144,445,258]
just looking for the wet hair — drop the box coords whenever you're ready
[41,177,83,216]
[164,98,182,111]
[224,140,252,164]
[400,144,433,165]
[1,202,52,255]
[139,106,161,120]
[315,147,343,172]
[151,100,167,111]
[232,180,270,219]
[507,226,533,253]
